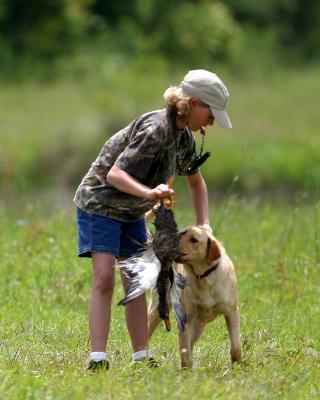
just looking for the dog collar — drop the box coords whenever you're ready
[196,258,220,280]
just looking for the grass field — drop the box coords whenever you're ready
[1,198,319,399]
[0,64,319,197]
[0,59,319,398]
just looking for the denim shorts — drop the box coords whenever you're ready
[76,207,148,258]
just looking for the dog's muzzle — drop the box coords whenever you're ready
[174,251,188,262]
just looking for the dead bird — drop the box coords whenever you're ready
[152,202,180,331]
[118,201,186,332]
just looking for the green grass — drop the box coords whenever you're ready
[1,199,319,399]
[0,63,319,196]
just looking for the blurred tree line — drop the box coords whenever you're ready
[0,0,319,78]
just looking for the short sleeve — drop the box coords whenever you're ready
[115,118,164,180]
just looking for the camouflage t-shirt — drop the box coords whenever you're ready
[74,109,197,222]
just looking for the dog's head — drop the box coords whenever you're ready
[175,226,221,266]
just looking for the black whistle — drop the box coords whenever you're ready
[186,151,211,174]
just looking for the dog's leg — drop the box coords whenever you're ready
[224,309,241,363]
[148,309,162,339]
[147,289,162,340]
[179,324,192,369]
[179,319,205,369]
[189,321,205,357]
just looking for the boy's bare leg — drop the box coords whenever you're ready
[89,253,115,351]
[121,272,148,352]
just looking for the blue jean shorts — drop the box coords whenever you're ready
[76,207,148,258]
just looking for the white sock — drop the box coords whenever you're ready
[90,352,107,362]
[132,349,149,362]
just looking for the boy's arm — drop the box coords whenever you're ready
[187,171,212,232]
[107,164,174,201]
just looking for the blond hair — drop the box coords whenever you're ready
[163,86,191,119]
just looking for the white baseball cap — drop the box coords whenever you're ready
[180,69,232,129]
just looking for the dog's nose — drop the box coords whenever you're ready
[174,250,181,262]
[174,250,187,262]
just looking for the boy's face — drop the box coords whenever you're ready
[187,98,215,132]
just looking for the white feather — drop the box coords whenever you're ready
[170,268,187,331]
[117,248,161,305]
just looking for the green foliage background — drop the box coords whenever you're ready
[0,0,319,201]
[1,63,319,200]
[1,0,320,77]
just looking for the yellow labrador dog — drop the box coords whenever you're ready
[148,226,241,369]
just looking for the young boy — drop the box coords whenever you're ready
[74,69,232,370]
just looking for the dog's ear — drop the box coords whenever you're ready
[206,237,221,265]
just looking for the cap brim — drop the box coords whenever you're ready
[210,107,232,129]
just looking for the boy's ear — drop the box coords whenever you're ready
[189,97,198,109]
[206,237,221,265]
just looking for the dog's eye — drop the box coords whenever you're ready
[190,237,198,244]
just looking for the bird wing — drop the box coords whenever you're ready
[117,248,161,306]
[169,268,187,332]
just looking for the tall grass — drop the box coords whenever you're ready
[0,61,319,197]
[0,199,319,399]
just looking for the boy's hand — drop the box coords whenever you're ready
[147,184,175,201]
[199,224,213,235]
